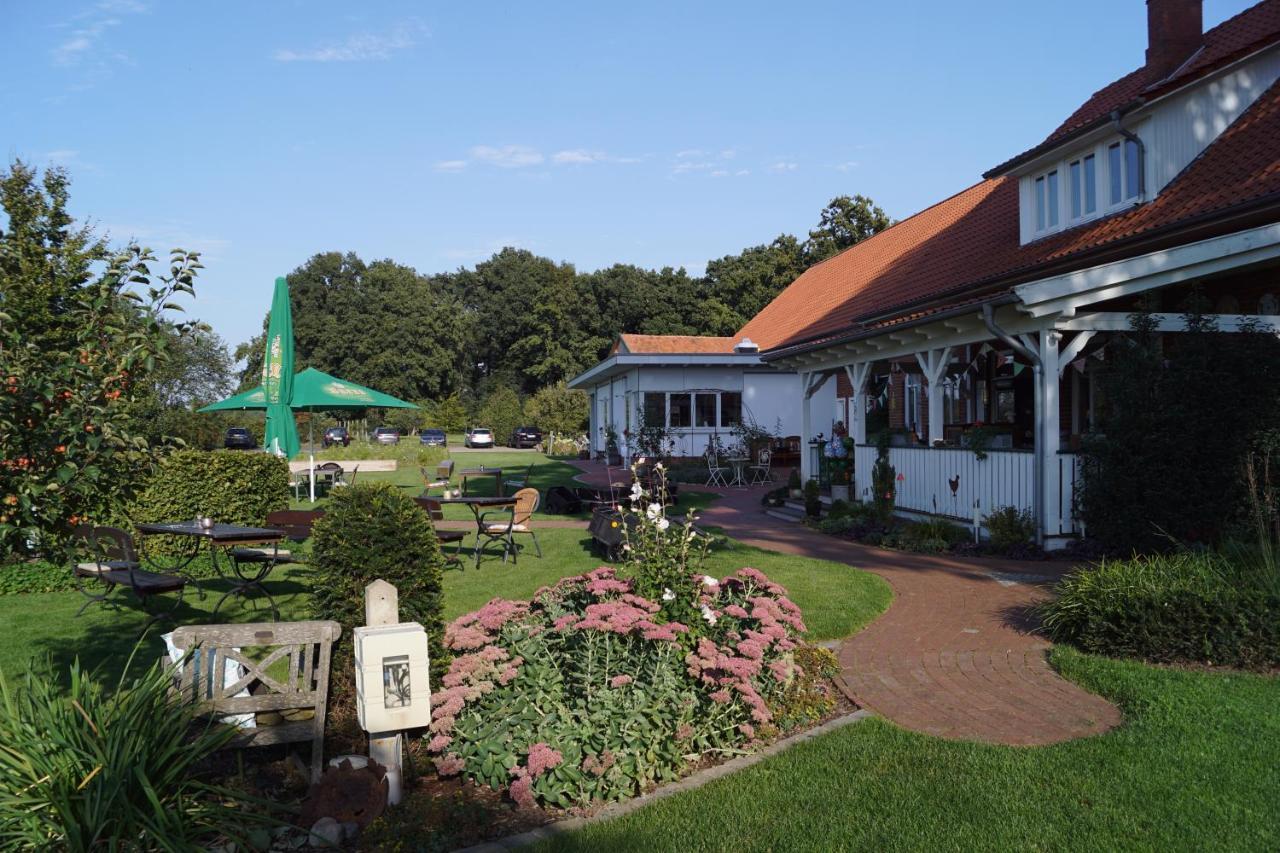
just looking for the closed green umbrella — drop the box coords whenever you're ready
[262,277,301,460]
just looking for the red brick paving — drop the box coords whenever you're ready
[568,460,1121,745]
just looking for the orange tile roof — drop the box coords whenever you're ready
[614,334,740,355]
[991,0,1280,175]
[746,76,1280,355]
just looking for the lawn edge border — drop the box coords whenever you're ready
[452,708,875,852]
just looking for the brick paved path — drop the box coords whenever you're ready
[568,460,1120,745]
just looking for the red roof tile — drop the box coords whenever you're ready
[746,76,1280,355]
[990,0,1280,175]
[614,334,740,355]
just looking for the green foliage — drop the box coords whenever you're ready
[1038,551,1280,667]
[1079,303,1280,551]
[523,382,588,437]
[983,506,1036,551]
[428,393,469,433]
[129,451,289,554]
[698,236,806,335]
[770,645,840,730]
[803,479,822,519]
[0,651,275,850]
[476,386,524,446]
[310,482,448,676]
[803,194,895,265]
[787,468,802,490]
[870,435,896,525]
[428,565,811,810]
[907,517,969,547]
[0,161,205,560]
[383,404,427,435]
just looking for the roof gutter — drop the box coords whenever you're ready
[1111,109,1146,197]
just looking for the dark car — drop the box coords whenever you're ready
[322,426,350,448]
[418,428,447,447]
[373,426,400,445]
[224,427,257,450]
[509,426,543,448]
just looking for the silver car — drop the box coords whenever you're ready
[463,427,494,448]
[373,426,400,445]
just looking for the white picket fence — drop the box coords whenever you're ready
[851,446,1081,535]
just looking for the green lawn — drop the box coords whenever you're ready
[538,647,1280,851]
[0,527,889,680]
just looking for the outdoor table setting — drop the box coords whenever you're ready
[459,466,504,497]
[726,457,750,488]
[436,495,518,565]
[134,519,289,620]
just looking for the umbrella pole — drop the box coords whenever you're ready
[309,416,317,503]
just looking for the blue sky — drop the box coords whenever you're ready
[2,0,1254,350]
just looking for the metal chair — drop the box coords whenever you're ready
[748,449,774,485]
[316,461,343,493]
[505,463,535,491]
[705,451,728,487]
[476,488,541,565]
[413,497,467,564]
[71,525,188,629]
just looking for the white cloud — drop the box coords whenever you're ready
[675,149,706,159]
[834,161,859,172]
[434,159,468,173]
[552,149,605,164]
[710,169,729,177]
[768,161,799,172]
[52,1,146,67]
[274,20,424,62]
[735,169,750,176]
[470,145,544,168]
[44,149,82,165]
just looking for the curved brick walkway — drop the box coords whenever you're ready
[568,460,1120,745]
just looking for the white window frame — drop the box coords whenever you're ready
[1025,129,1146,241]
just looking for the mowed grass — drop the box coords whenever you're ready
[538,647,1280,852]
[0,527,889,680]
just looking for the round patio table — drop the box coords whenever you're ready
[726,457,750,488]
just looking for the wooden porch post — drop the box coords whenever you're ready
[844,363,871,501]
[1038,332,1062,538]
[914,347,953,446]
[800,371,813,483]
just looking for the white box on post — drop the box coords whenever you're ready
[353,622,431,733]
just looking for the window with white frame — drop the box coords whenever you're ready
[1028,132,1144,240]
[645,391,743,430]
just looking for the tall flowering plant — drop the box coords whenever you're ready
[618,460,713,629]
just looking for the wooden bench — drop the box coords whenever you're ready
[169,620,341,782]
[413,497,467,563]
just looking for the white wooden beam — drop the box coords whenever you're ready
[1055,331,1095,377]
[1056,312,1280,333]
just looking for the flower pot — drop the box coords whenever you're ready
[789,488,802,500]
[831,485,850,501]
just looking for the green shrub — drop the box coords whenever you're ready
[984,505,1035,551]
[870,435,896,525]
[803,479,822,519]
[817,515,856,535]
[787,469,802,491]
[0,555,222,596]
[0,652,275,849]
[904,517,969,549]
[828,499,851,520]
[1038,551,1280,668]
[770,645,840,730]
[129,450,289,555]
[310,482,448,677]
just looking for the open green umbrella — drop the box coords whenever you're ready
[261,277,301,460]
[201,367,417,501]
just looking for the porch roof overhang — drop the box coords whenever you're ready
[566,352,770,390]
[762,220,1280,374]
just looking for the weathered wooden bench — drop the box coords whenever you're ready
[169,620,341,782]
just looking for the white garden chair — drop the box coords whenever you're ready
[705,450,728,487]
[748,449,773,485]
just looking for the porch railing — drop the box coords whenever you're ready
[852,445,1081,536]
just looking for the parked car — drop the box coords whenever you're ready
[509,425,543,448]
[463,427,494,448]
[223,427,257,450]
[418,428,447,447]
[373,426,400,445]
[322,426,350,448]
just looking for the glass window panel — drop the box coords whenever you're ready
[1046,170,1059,227]
[694,393,717,427]
[720,392,742,427]
[643,392,666,428]
[1109,144,1122,205]
[669,394,692,428]
[1083,154,1097,213]
[1069,160,1082,219]
[1034,177,1046,231]
[1124,139,1141,199]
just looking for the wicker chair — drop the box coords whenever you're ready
[476,487,541,565]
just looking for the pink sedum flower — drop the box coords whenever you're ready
[526,742,564,777]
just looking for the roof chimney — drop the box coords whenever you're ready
[1146,0,1203,80]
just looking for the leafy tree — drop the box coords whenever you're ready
[524,382,588,436]
[428,393,469,433]
[803,194,894,264]
[0,161,202,558]
[699,236,806,335]
[476,386,524,445]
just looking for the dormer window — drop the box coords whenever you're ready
[1108,139,1141,206]
[1069,155,1096,220]
[1034,170,1059,231]
[1024,128,1146,241]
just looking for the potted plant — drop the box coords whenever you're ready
[787,468,803,500]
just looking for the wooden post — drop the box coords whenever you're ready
[364,580,403,805]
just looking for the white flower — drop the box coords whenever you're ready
[701,575,719,588]
[662,588,675,601]
[654,462,665,470]
[622,543,632,552]
[637,456,647,464]
[656,517,671,531]
[700,604,718,625]
[630,483,644,500]
[646,502,662,520]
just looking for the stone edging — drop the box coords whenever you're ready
[452,709,874,852]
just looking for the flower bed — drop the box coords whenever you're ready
[425,462,840,811]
